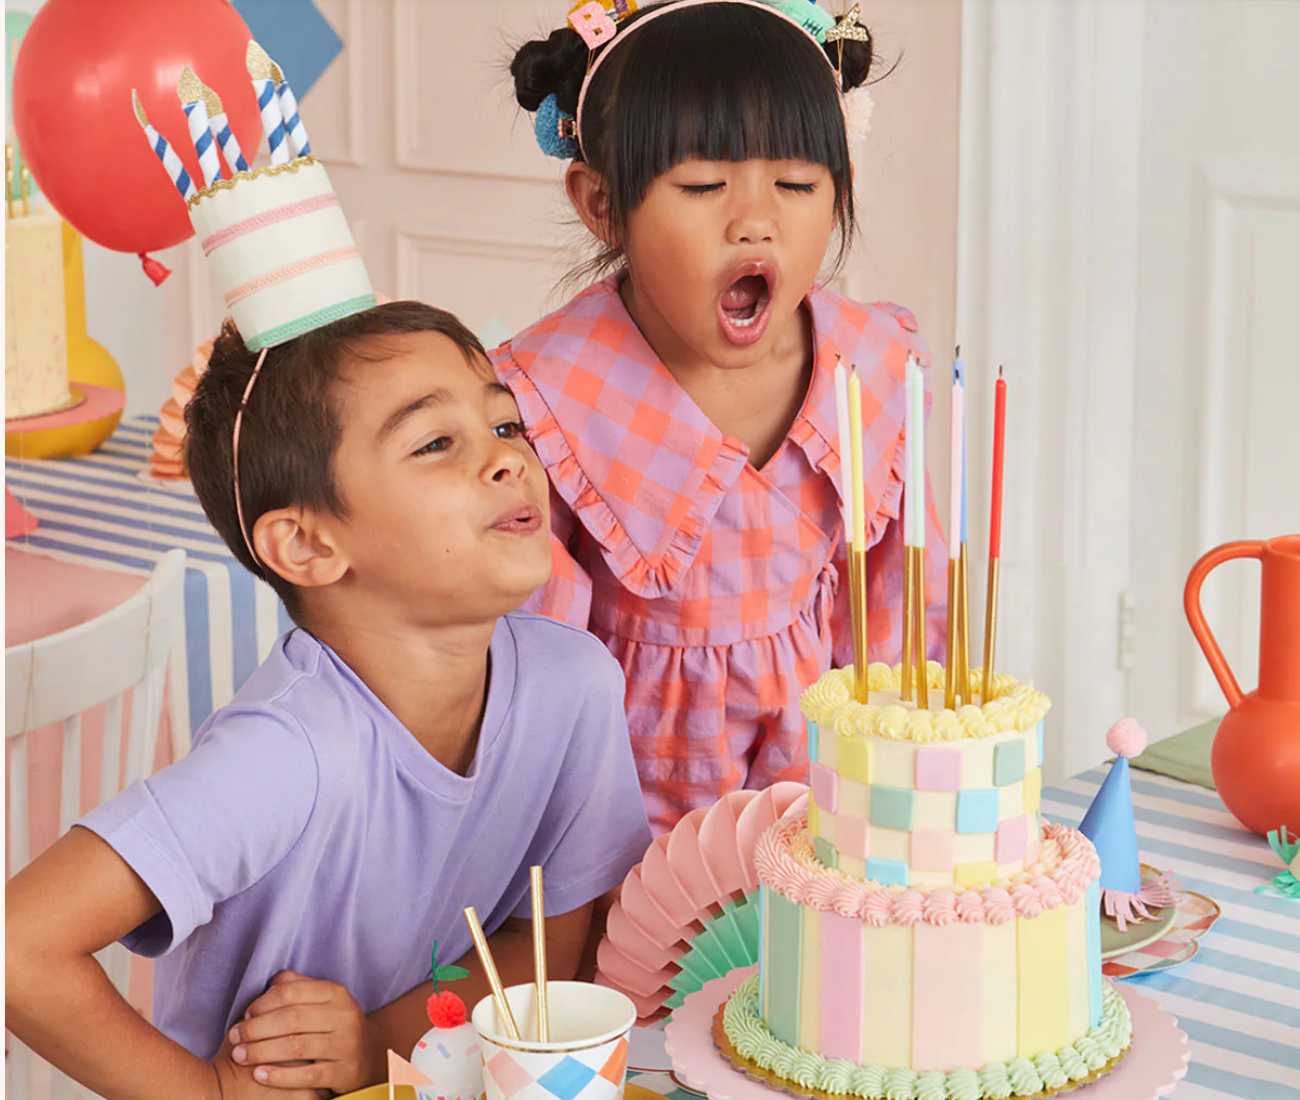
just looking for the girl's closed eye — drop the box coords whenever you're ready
[778,181,818,194]
[680,182,725,196]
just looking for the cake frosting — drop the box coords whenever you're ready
[5,206,72,420]
[726,667,1128,1099]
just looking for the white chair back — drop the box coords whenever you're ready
[6,549,189,1100]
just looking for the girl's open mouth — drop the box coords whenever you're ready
[718,264,775,347]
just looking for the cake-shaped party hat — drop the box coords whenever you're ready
[133,43,374,351]
[1079,719,1175,930]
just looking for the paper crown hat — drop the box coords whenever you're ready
[1078,719,1146,894]
[134,42,375,351]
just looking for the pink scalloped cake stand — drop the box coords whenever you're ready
[663,967,1189,1100]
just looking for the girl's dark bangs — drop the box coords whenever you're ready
[607,9,847,210]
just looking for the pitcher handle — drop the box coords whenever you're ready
[1184,540,1263,709]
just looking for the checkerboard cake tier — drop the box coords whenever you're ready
[802,665,1049,889]
[751,811,1109,1079]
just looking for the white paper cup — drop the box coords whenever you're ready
[472,983,636,1100]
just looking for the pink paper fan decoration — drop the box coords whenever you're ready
[595,782,809,1021]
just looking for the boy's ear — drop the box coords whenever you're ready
[253,507,348,593]
[566,163,618,248]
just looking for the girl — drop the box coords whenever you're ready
[500,0,946,833]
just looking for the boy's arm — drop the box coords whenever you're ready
[5,827,313,1100]
[366,902,593,1066]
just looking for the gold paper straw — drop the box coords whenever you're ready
[20,167,30,217]
[944,559,958,710]
[850,548,870,702]
[5,147,13,220]
[530,866,549,1042]
[982,557,1000,703]
[958,543,972,703]
[464,906,521,1040]
[901,550,915,702]
[912,547,929,710]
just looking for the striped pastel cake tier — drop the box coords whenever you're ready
[188,156,375,352]
[727,667,1131,1100]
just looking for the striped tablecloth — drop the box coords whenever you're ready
[6,416,290,734]
[628,768,1300,1100]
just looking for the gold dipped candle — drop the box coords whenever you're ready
[913,546,929,710]
[958,543,972,702]
[945,559,958,710]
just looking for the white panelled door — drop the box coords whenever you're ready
[1127,0,1300,741]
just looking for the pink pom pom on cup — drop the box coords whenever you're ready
[1107,718,1148,759]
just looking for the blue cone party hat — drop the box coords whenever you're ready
[1079,719,1146,894]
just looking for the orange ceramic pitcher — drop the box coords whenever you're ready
[1184,534,1300,835]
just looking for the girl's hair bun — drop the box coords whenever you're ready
[824,32,874,92]
[511,27,589,113]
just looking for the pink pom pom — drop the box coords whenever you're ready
[1107,718,1147,759]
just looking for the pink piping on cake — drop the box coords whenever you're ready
[755,813,1100,926]
[202,192,341,255]
[224,246,362,307]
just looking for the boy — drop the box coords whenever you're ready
[5,303,653,1100]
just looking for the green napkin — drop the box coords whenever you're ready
[1127,717,1219,790]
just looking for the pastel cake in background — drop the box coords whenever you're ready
[5,199,73,420]
[722,663,1132,1100]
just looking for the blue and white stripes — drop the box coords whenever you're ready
[256,79,291,166]
[275,75,312,157]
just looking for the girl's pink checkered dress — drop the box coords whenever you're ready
[495,277,947,833]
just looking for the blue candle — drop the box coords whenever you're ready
[133,91,195,201]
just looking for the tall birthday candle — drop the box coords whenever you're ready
[945,357,964,708]
[178,68,222,187]
[246,41,290,166]
[901,357,916,699]
[909,358,928,707]
[270,59,313,157]
[201,81,249,174]
[133,91,196,201]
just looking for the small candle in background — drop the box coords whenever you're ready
[201,81,249,175]
[271,60,313,157]
[246,42,290,166]
[178,67,222,187]
[133,91,196,201]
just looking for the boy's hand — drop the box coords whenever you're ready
[228,971,382,1093]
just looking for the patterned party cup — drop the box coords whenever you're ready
[472,982,636,1100]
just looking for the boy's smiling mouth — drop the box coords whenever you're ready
[718,262,775,347]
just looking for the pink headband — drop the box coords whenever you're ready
[232,346,269,571]
[574,0,845,159]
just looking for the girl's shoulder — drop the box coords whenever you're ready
[807,285,932,376]
[491,275,631,377]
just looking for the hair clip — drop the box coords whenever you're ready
[768,0,834,43]
[534,93,579,159]
[826,3,870,44]
[568,1,618,48]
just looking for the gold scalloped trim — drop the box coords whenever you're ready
[187,155,321,207]
[711,1008,1130,1100]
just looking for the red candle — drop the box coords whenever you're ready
[988,368,1006,559]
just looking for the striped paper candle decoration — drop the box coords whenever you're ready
[246,41,290,166]
[270,60,312,157]
[133,91,195,201]
[178,68,222,187]
[201,81,249,174]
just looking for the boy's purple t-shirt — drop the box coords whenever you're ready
[78,612,652,1060]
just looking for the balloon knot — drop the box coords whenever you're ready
[138,252,172,286]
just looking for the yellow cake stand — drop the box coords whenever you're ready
[6,224,125,459]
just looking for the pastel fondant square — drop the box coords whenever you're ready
[953,831,995,864]
[836,814,871,860]
[865,857,909,887]
[819,723,839,769]
[869,786,915,831]
[956,789,1000,834]
[1023,768,1042,812]
[996,814,1029,863]
[994,739,1026,786]
[916,746,963,791]
[910,829,956,872]
[954,860,999,888]
[839,778,869,819]
[1037,721,1045,769]
[814,835,839,870]
[868,826,910,863]
[999,781,1025,818]
[961,740,996,787]
[913,791,958,829]
[838,735,872,784]
[839,853,866,881]
[807,718,819,764]
[810,762,840,812]
[872,741,917,788]
[808,800,821,839]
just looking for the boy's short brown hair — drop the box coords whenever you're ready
[185,302,488,621]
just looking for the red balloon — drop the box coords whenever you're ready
[12,0,263,255]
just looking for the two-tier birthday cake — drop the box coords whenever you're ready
[719,663,1131,1100]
